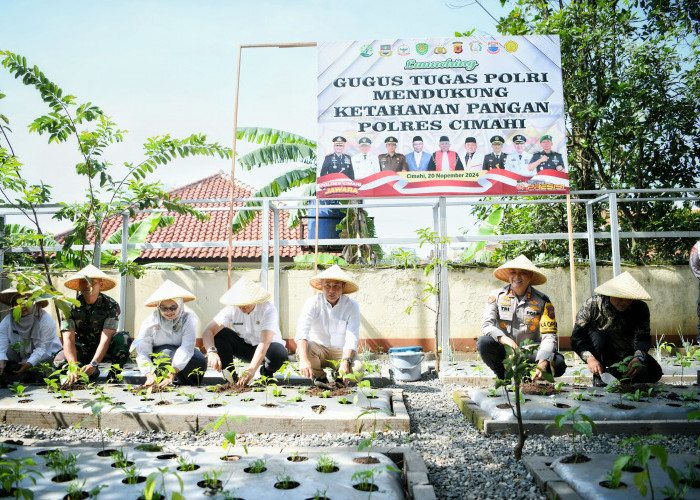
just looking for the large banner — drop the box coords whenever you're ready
[317,36,568,198]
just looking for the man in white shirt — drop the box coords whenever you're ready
[406,135,431,171]
[463,136,483,170]
[504,134,534,177]
[428,135,464,171]
[351,137,380,179]
[202,277,288,386]
[295,265,361,387]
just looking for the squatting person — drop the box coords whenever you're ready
[571,272,662,386]
[478,255,567,382]
[202,276,288,386]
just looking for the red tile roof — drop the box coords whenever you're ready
[86,172,303,261]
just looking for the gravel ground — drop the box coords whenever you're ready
[1,362,698,499]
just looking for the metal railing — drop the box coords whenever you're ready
[1,188,699,353]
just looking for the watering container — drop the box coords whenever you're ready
[389,346,425,381]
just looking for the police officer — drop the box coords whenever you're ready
[378,136,408,172]
[529,135,565,172]
[504,134,534,177]
[477,255,567,382]
[482,135,507,170]
[320,136,354,179]
[351,137,380,179]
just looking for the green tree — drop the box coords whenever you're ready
[469,1,700,264]
[232,127,380,264]
[0,50,231,279]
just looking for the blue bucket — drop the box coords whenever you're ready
[389,347,425,381]
[307,203,343,240]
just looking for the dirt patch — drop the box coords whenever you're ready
[129,385,171,395]
[521,382,563,395]
[560,454,591,464]
[307,386,353,397]
[214,383,253,394]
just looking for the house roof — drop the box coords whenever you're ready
[96,172,304,261]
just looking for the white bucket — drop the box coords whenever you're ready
[390,351,425,381]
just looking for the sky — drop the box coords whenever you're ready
[0,0,508,253]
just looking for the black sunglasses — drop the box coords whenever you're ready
[159,305,179,312]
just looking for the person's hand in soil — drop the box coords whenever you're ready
[159,371,176,388]
[144,372,157,387]
[81,363,97,378]
[340,360,352,385]
[532,360,549,381]
[586,356,603,376]
[207,351,222,371]
[236,369,254,387]
[299,357,313,379]
[625,357,643,378]
[13,362,32,375]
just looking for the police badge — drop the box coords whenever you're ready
[415,43,428,55]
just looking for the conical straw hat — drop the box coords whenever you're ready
[493,255,547,286]
[64,264,118,291]
[309,264,359,294]
[0,287,49,309]
[144,280,196,307]
[220,276,271,306]
[594,272,651,301]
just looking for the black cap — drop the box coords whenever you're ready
[439,135,450,143]
[412,136,423,142]
[464,137,476,144]
[332,136,347,144]
[385,136,398,144]
[490,135,504,145]
[512,134,526,144]
[358,137,372,145]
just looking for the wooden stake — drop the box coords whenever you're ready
[566,194,577,327]
[227,44,243,289]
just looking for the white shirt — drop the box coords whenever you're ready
[133,311,198,374]
[295,293,360,352]
[213,301,284,346]
[440,151,449,171]
[464,153,483,170]
[0,312,61,366]
[505,152,534,177]
[351,152,380,179]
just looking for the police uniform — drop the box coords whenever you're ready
[320,153,354,178]
[530,150,565,172]
[378,137,408,172]
[478,285,565,380]
[482,135,507,170]
[504,134,534,177]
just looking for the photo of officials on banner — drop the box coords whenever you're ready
[317,36,569,199]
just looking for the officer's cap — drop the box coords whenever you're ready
[513,134,527,144]
[332,136,347,144]
[490,135,504,145]
[540,134,553,142]
[464,137,477,144]
[358,137,372,146]
[384,136,398,144]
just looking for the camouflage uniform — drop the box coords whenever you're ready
[571,294,662,383]
[60,294,131,366]
[690,241,700,342]
[478,285,566,380]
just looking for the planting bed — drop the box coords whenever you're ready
[524,454,699,500]
[0,383,409,435]
[440,350,700,387]
[0,439,435,499]
[454,384,699,435]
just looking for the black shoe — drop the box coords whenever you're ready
[592,374,606,387]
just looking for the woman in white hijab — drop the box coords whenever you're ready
[0,287,62,383]
[132,280,206,387]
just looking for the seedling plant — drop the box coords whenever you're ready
[201,413,249,458]
[142,467,184,500]
[8,382,26,398]
[201,468,223,491]
[246,458,267,473]
[176,455,197,472]
[0,456,43,499]
[110,449,130,469]
[546,406,596,463]
[121,464,142,485]
[316,454,337,473]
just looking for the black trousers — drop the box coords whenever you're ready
[574,330,662,383]
[214,327,288,377]
[696,281,700,340]
[151,344,207,386]
[476,335,567,381]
